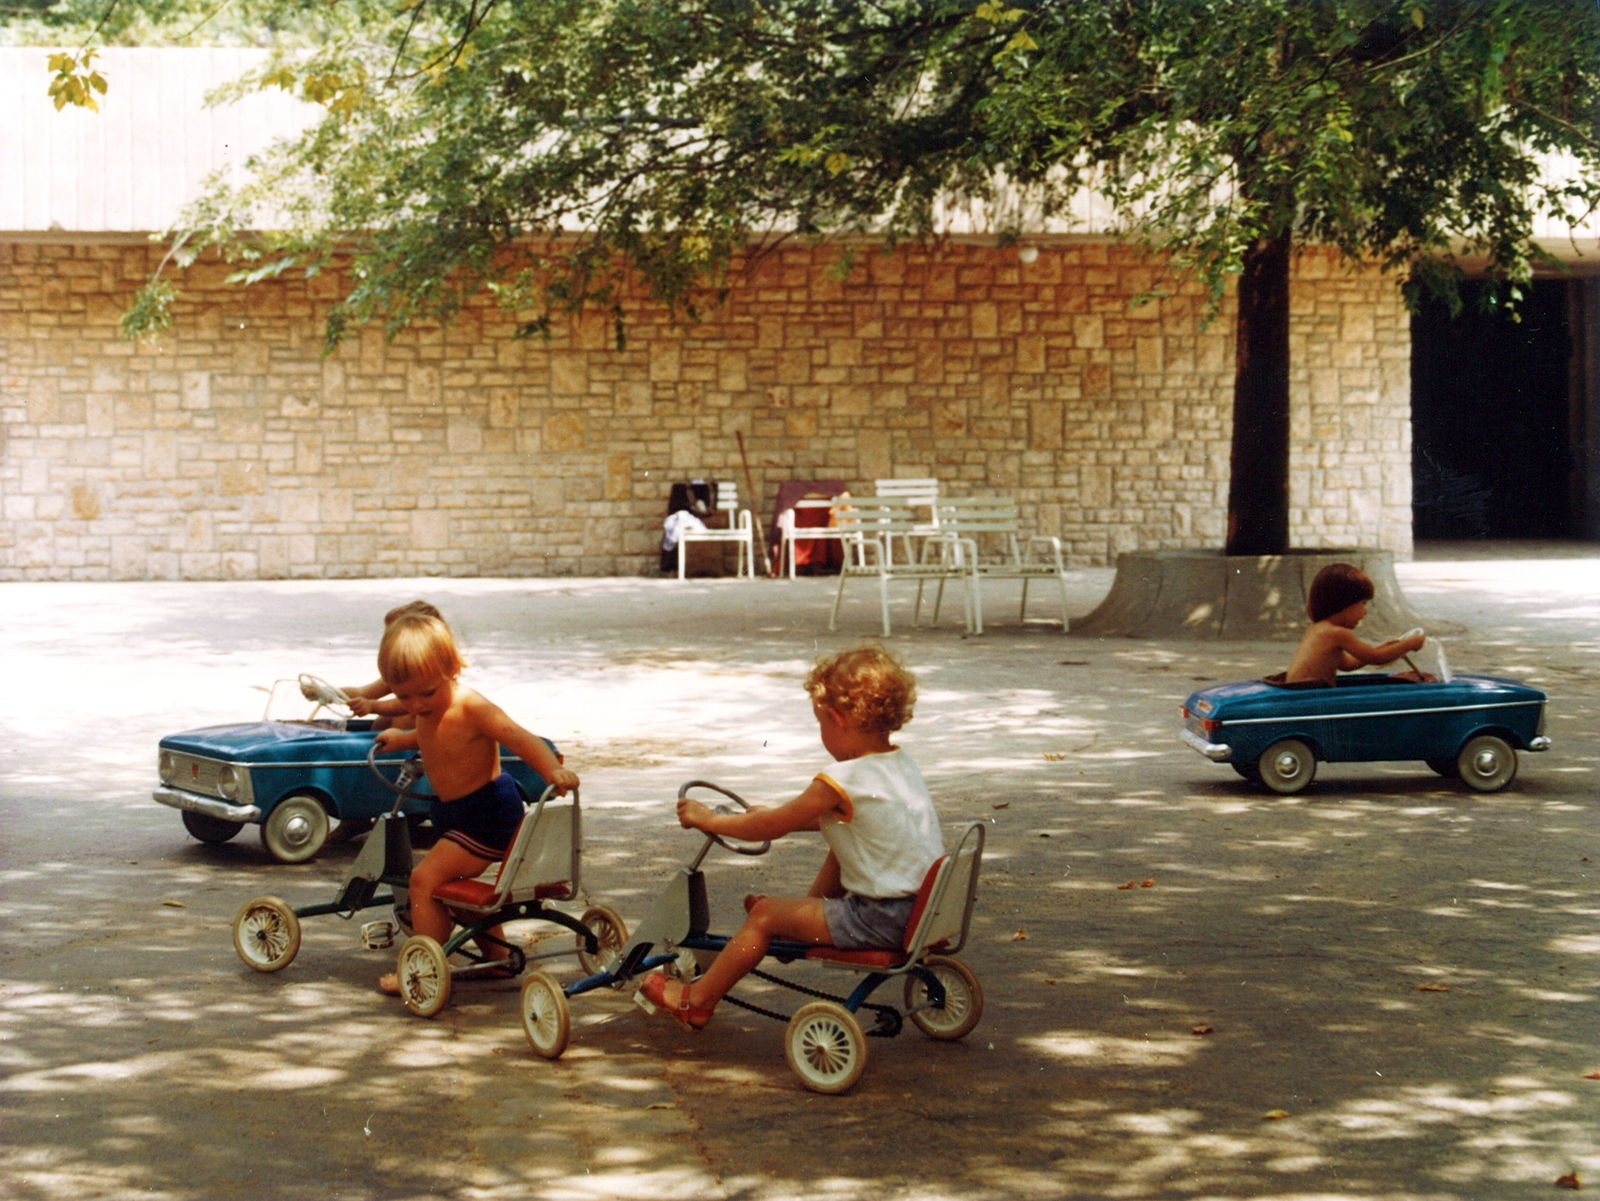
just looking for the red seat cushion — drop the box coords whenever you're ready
[903,856,948,952]
[433,878,571,909]
[805,946,907,968]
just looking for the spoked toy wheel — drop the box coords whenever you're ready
[396,934,452,1017]
[785,1001,868,1094]
[183,809,243,843]
[232,895,301,972]
[904,955,984,1041]
[1425,757,1459,779]
[520,970,571,1060]
[1456,734,1517,793]
[575,906,628,976]
[1257,738,1316,796]
[260,793,330,863]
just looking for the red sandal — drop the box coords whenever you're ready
[634,971,715,1031]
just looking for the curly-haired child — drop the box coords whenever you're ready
[637,643,943,1030]
[1284,563,1425,686]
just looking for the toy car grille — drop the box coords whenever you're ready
[165,753,228,798]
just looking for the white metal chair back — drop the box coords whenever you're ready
[934,497,1024,563]
[714,480,739,514]
[489,787,581,908]
[905,821,985,959]
[832,498,921,563]
[873,478,941,562]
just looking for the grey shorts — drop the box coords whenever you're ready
[823,892,916,952]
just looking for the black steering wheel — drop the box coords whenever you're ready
[367,740,431,807]
[678,780,771,856]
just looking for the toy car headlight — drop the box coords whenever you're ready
[216,764,240,800]
[158,751,176,785]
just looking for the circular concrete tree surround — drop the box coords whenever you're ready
[1071,549,1430,641]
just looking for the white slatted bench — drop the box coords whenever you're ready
[827,499,979,636]
[920,497,1070,633]
[776,496,861,579]
[873,477,940,563]
[676,480,756,579]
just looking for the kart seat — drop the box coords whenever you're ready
[803,822,985,970]
[432,795,578,915]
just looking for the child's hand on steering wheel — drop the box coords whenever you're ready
[373,727,415,753]
[677,797,715,831]
[347,696,374,716]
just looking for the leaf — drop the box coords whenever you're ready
[1555,1172,1580,1190]
[1140,879,1155,888]
[1011,928,1027,941]
[991,801,1009,809]
[1192,1024,1214,1035]
[646,1101,676,1110]
[161,899,186,908]
[1117,880,1136,890]
[1044,752,1067,761]
[1262,1109,1289,1120]
[1416,983,1450,992]
[1411,6,1425,29]
[1043,978,1057,985]
[1583,1071,1600,1080]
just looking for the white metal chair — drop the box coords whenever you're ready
[776,494,862,579]
[676,480,755,579]
[919,496,1070,633]
[873,477,941,563]
[829,498,979,635]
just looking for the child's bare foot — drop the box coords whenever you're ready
[377,972,401,996]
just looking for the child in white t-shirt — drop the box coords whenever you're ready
[638,644,943,1031]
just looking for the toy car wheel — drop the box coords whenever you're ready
[232,895,301,972]
[1456,734,1517,793]
[576,906,628,976]
[1231,761,1261,783]
[1425,757,1459,778]
[396,935,451,1017]
[785,1001,867,1094]
[520,970,571,1059]
[183,809,243,844]
[1257,739,1316,795]
[904,955,984,1041]
[260,793,330,864]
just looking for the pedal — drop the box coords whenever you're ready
[360,920,396,950]
[633,988,659,1016]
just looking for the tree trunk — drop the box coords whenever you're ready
[1226,232,1292,555]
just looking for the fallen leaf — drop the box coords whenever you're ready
[1555,1171,1580,1190]
[1011,928,1028,941]
[646,1101,676,1110]
[1583,1071,1600,1080]
[161,900,186,909]
[1044,752,1068,762]
[1192,1024,1214,1035]
[1039,832,1051,838]
[1043,978,1057,986]
[992,801,1010,809]
[1416,983,1450,992]
[1140,879,1155,888]
[1262,1109,1289,1121]
[1117,880,1137,890]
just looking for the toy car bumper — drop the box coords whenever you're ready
[1528,736,1552,752]
[152,786,261,824]
[1180,727,1232,761]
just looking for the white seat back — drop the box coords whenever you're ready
[715,481,739,514]
[906,821,985,957]
[874,477,940,503]
[492,788,580,905]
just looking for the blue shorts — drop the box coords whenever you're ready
[429,774,524,861]
[823,892,916,952]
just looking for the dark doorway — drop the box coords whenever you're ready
[1411,279,1578,539]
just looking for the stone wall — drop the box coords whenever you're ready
[0,238,1411,580]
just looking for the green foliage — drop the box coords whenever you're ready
[24,1,1595,344]
[46,46,105,110]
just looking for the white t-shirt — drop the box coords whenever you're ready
[815,748,944,898]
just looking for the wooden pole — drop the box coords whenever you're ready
[736,431,771,576]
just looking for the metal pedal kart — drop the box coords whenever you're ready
[519,780,985,1095]
[231,743,626,1018]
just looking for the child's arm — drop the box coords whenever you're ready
[463,693,579,795]
[373,726,419,752]
[808,851,845,899]
[678,778,845,843]
[1332,627,1426,668]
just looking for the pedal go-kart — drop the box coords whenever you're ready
[1180,637,1551,795]
[155,676,551,863]
[231,743,626,1016]
[514,781,986,1095]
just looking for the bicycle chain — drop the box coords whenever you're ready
[719,967,903,1038]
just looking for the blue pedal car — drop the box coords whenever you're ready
[1180,646,1550,795]
[154,677,552,862]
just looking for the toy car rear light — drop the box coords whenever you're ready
[1180,707,1221,734]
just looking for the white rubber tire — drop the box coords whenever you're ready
[396,934,452,1018]
[576,906,628,976]
[904,955,984,1041]
[785,1001,867,1094]
[232,895,301,972]
[520,970,571,1059]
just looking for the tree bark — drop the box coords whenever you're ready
[1226,232,1292,556]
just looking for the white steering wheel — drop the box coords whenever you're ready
[298,674,353,719]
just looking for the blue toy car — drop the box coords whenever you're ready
[1180,659,1550,795]
[154,678,553,862]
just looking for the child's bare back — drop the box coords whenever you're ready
[1284,564,1424,686]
